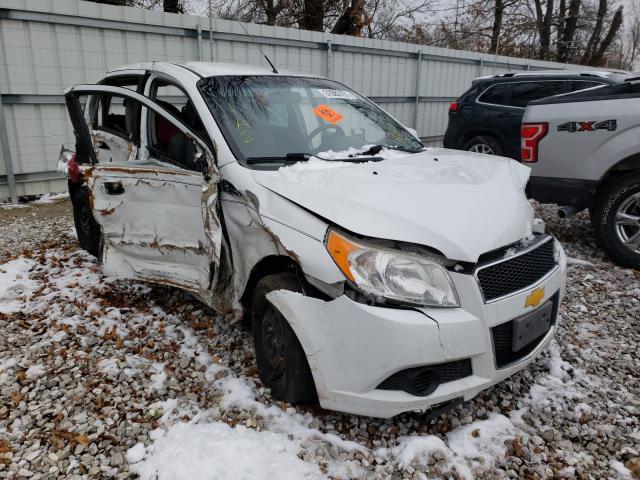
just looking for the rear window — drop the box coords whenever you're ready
[477,84,511,106]
[571,80,605,92]
[508,81,568,108]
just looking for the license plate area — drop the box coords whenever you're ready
[512,300,554,352]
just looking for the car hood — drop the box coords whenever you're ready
[251,148,533,262]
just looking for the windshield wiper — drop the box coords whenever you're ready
[353,144,424,156]
[247,152,384,164]
[246,153,313,164]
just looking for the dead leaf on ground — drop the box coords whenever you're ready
[0,440,13,453]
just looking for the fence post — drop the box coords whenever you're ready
[196,24,203,61]
[412,51,422,129]
[0,94,17,204]
[478,59,484,76]
[326,40,332,79]
[208,0,214,61]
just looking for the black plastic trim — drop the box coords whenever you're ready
[527,176,598,209]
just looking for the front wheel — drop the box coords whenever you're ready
[463,135,503,156]
[251,273,316,404]
[72,186,102,258]
[592,173,640,268]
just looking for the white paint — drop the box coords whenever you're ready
[61,62,568,418]
[256,148,533,262]
[316,88,357,100]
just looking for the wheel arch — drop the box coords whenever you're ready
[598,152,640,191]
[240,255,302,315]
[461,128,505,148]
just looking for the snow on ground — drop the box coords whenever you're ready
[0,258,39,313]
[33,193,69,204]
[0,200,638,479]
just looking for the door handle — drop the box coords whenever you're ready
[102,181,125,195]
[96,141,110,150]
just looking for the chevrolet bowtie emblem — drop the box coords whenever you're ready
[525,287,545,308]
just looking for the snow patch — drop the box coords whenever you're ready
[0,258,39,313]
[34,192,69,204]
[0,357,17,385]
[131,422,322,480]
[149,363,167,392]
[567,257,595,267]
[386,413,518,480]
[611,460,633,478]
[126,442,146,464]
[98,358,120,377]
[25,364,46,378]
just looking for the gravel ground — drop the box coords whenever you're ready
[0,197,638,479]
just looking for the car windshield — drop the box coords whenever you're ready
[197,75,423,164]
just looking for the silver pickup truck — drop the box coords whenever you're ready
[523,76,640,268]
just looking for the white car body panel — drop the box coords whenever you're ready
[65,84,225,309]
[87,166,212,291]
[252,149,533,262]
[60,62,568,418]
[268,251,566,418]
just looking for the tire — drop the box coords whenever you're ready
[463,135,503,156]
[251,273,316,404]
[591,173,640,268]
[72,186,102,257]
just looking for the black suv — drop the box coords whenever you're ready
[443,70,623,160]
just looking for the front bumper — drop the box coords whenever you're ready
[267,254,567,418]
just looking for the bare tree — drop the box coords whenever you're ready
[299,0,325,30]
[488,0,504,53]
[163,0,184,13]
[584,6,623,65]
[556,0,580,62]
[624,3,640,68]
[533,0,554,59]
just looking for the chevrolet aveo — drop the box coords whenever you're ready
[58,61,567,418]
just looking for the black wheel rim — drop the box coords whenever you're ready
[261,305,287,380]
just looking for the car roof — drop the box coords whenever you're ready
[472,69,629,85]
[106,61,314,79]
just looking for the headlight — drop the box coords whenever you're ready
[553,236,566,268]
[325,229,460,307]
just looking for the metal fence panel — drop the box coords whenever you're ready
[0,0,595,201]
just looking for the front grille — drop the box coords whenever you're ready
[476,237,556,302]
[492,292,559,368]
[377,359,472,397]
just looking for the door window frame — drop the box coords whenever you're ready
[476,80,571,110]
[64,84,216,172]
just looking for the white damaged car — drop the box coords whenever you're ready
[58,61,567,418]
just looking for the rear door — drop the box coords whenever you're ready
[473,83,518,157]
[64,84,223,305]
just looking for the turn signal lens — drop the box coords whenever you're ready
[326,229,357,281]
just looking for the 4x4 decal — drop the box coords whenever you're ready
[557,120,617,132]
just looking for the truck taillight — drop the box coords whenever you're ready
[521,122,548,163]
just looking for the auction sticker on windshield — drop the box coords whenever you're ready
[317,89,357,100]
[314,104,344,125]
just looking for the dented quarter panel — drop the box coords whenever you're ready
[220,162,345,305]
